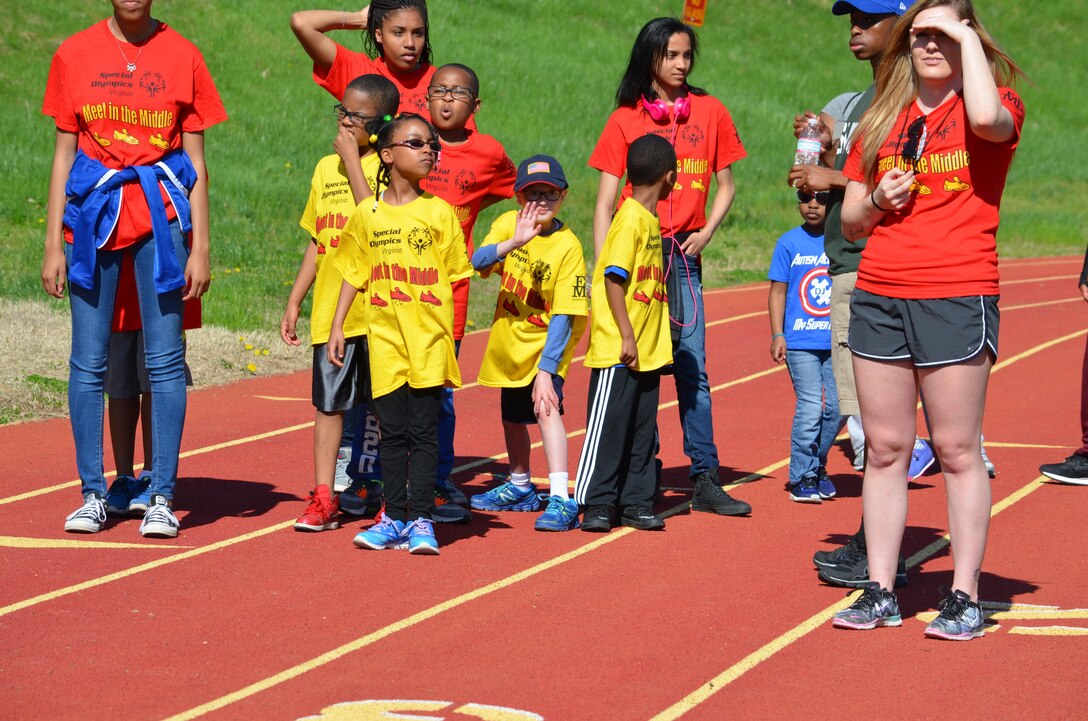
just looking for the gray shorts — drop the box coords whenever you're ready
[848,288,999,367]
[105,331,192,398]
[312,336,370,413]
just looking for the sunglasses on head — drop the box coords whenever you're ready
[901,116,927,164]
[389,138,442,152]
[797,190,829,204]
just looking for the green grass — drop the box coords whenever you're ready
[3,0,1086,332]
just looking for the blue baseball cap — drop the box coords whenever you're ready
[515,154,568,192]
[832,0,914,16]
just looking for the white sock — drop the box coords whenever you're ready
[510,472,531,488]
[548,472,569,500]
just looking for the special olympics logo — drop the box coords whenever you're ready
[799,267,831,317]
[407,227,434,255]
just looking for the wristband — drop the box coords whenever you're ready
[771,333,785,340]
[870,191,891,212]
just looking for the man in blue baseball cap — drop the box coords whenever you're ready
[831,0,912,16]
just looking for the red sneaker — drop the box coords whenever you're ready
[527,314,547,328]
[419,290,442,306]
[502,298,520,317]
[390,287,412,303]
[293,486,340,532]
[632,290,651,305]
[370,293,388,308]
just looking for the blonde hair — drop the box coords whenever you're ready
[857,0,1024,184]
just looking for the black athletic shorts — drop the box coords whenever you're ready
[848,288,999,367]
[312,336,370,412]
[501,375,565,425]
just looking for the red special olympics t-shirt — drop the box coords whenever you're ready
[313,43,435,118]
[589,92,746,236]
[844,88,1025,299]
[42,20,228,251]
[418,130,516,339]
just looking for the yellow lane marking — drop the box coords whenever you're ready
[0,535,192,550]
[648,472,1051,721]
[1002,275,1079,286]
[1008,626,1088,636]
[992,328,1087,373]
[161,530,634,721]
[0,521,292,619]
[983,442,1070,449]
[1002,297,1082,312]
[252,395,309,401]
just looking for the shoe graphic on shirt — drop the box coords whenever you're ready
[527,314,547,328]
[370,293,388,308]
[390,287,412,303]
[652,288,666,303]
[944,176,971,192]
[419,290,442,307]
[910,180,932,195]
[113,128,139,145]
[502,299,520,317]
[148,132,169,151]
[632,290,652,305]
[93,131,112,147]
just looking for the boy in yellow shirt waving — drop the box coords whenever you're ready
[575,135,676,533]
[469,156,588,532]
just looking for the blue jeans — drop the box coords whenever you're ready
[67,224,188,499]
[665,245,718,477]
[785,348,843,484]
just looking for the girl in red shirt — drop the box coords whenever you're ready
[833,0,1024,640]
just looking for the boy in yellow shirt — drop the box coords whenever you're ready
[469,155,588,531]
[575,134,676,533]
[280,75,398,531]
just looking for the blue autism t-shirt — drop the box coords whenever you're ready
[768,225,831,350]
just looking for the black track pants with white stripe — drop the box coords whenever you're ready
[574,366,661,508]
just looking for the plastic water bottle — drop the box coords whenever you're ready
[794,117,822,166]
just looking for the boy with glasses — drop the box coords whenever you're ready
[419,63,516,522]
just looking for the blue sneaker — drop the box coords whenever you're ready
[435,477,468,506]
[105,475,138,516]
[534,496,580,532]
[340,478,382,517]
[832,582,902,630]
[353,513,407,550]
[908,438,935,481]
[470,481,541,511]
[788,475,821,503]
[127,471,153,515]
[406,517,440,555]
[924,589,985,641]
[816,466,836,499]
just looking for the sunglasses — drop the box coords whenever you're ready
[389,138,442,152]
[797,190,829,204]
[523,188,563,202]
[333,104,373,127]
[426,85,475,102]
[901,116,927,164]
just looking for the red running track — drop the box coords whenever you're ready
[0,256,1085,721]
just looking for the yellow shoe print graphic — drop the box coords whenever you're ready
[113,128,139,145]
[148,133,170,151]
[944,175,971,192]
[92,131,111,147]
[910,180,932,195]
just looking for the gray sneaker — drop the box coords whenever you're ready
[1040,453,1088,485]
[64,493,107,533]
[139,495,180,538]
[924,589,985,640]
[832,583,902,630]
[333,445,352,492]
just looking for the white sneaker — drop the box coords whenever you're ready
[64,493,107,533]
[333,445,352,492]
[139,495,180,538]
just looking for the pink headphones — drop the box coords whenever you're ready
[640,94,691,123]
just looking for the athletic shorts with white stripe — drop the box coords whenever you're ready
[574,366,661,509]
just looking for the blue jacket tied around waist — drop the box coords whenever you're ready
[64,148,197,294]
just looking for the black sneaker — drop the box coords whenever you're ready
[817,552,909,588]
[620,505,665,531]
[691,470,751,516]
[1040,453,1088,485]
[580,505,613,533]
[813,537,864,569]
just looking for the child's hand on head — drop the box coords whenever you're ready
[512,201,545,248]
[334,125,362,165]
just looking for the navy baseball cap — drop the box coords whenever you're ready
[515,154,568,192]
[832,0,914,16]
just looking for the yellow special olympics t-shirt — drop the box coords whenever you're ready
[585,200,672,371]
[334,193,473,398]
[299,152,380,345]
[476,211,589,387]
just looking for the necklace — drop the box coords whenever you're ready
[110,19,156,72]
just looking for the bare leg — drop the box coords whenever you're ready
[314,410,344,492]
[504,421,531,477]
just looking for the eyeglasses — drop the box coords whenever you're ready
[523,188,562,202]
[334,104,373,127]
[797,190,829,205]
[901,116,927,164]
[389,138,442,152]
[426,85,475,102]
